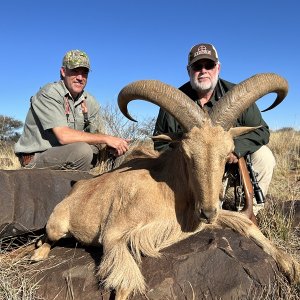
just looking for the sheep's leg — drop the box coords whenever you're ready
[31,207,71,261]
[98,234,146,300]
[115,289,131,300]
[217,210,300,283]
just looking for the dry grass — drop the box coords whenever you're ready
[0,141,20,170]
[0,234,43,300]
[268,129,300,200]
[260,130,299,274]
[0,129,300,299]
[256,129,300,299]
[0,258,41,300]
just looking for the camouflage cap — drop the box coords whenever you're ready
[62,50,90,70]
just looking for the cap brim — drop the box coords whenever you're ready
[189,55,218,66]
[66,64,90,70]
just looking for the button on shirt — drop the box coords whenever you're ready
[15,80,101,154]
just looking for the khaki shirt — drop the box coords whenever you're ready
[15,80,101,154]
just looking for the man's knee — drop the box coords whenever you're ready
[251,145,275,197]
[74,142,94,159]
[70,142,94,168]
[251,145,275,175]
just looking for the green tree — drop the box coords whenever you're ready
[0,115,23,141]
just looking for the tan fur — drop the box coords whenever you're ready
[30,122,299,299]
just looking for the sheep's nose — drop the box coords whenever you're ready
[200,208,218,224]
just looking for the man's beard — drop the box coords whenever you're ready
[190,75,218,94]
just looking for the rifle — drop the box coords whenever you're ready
[245,154,265,205]
[237,156,262,226]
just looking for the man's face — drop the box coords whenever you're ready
[61,67,89,99]
[188,59,220,94]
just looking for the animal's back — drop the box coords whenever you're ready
[50,158,176,245]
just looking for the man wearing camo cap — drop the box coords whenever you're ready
[153,43,276,215]
[15,50,130,171]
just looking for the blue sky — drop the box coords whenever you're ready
[1,0,299,130]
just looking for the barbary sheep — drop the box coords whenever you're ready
[31,73,299,300]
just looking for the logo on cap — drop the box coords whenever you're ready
[188,43,218,66]
[194,45,211,58]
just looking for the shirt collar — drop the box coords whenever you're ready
[60,80,87,103]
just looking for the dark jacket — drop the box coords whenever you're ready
[153,78,270,157]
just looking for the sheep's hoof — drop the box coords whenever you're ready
[30,244,51,261]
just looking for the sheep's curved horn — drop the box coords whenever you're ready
[209,73,288,130]
[118,80,207,131]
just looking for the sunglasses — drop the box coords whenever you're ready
[190,61,216,71]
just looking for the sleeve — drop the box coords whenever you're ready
[152,108,183,151]
[233,103,270,157]
[31,86,67,130]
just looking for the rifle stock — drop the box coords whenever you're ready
[238,157,258,225]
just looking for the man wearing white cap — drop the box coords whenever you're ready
[153,43,276,212]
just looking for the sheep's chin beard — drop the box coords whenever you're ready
[190,76,218,95]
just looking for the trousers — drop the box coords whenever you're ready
[25,142,101,171]
[250,145,276,197]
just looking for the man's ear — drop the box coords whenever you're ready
[151,132,182,142]
[60,67,66,78]
[229,126,261,138]
[186,65,191,77]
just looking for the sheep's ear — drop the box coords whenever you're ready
[229,126,261,138]
[151,133,182,142]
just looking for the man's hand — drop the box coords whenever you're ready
[227,152,239,164]
[52,126,130,156]
[105,136,130,156]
